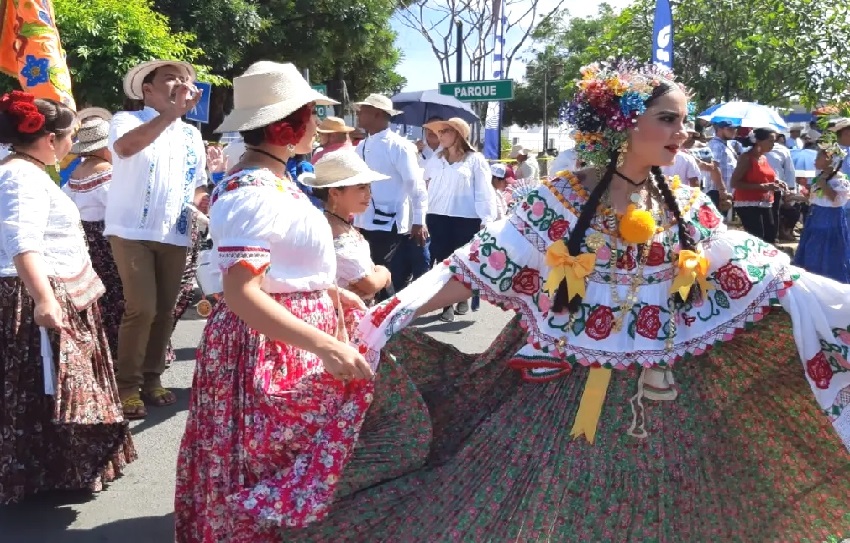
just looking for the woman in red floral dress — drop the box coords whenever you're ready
[173,62,373,543]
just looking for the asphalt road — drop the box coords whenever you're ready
[0,301,512,543]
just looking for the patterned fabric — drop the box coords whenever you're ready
[175,291,375,543]
[0,276,135,504]
[354,175,850,451]
[293,313,850,541]
[82,220,123,360]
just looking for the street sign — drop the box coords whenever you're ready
[185,81,212,124]
[438,79,514,102]
[311,84,333,120]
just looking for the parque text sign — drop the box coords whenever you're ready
[438,80,514,102]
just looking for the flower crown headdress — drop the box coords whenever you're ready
[561,60,690,168]
[818,141,847,171]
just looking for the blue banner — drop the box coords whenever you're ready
[651,0,673,69]
[483,0,506,160]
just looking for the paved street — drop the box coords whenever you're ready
[0,301,511,543]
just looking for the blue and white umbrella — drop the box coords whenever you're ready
[698,101,788,131]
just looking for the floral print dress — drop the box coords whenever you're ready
[174,169,375,543]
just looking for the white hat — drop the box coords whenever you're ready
[299,149,389,188]
[215,61,337,134]
[508,144,534,159]
[70,118,110,154]
[123,60,196,100]
[76,107,112,123]
[423,117,472,143]
[353,93,401,116]
[490,163,507,178]
[830,118,850,133]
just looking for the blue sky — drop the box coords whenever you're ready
[392,0,634,91]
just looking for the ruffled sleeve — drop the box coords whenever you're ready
[209,173,292,276]
[334,234,373,288]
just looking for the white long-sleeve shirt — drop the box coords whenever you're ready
[765,143,797,189]
[106,107,207,246]
[423,151,498,224]
[353,128,428,234]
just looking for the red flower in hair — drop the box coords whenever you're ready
[264,104,312,147]
[18,112,44,133]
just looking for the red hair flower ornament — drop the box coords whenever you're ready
[264,104,312,147]
[0,91,45,133]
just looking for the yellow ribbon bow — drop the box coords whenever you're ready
[669,249,714,300]
[544,240,596,301]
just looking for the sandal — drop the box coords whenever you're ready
[141,386,177,407]
[121,394,148,419]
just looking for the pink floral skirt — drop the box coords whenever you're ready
[174,290,374,543]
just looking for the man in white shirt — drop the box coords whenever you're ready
[106,60,208,416]
[509,145,540,181]
[354,94,429,298]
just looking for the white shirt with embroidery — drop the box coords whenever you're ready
[0,160,91,277]
[209,168,335,294]
[334,232,374,289]
[62,168,112,222]
[106,107,207,246]
[353,129,428,234]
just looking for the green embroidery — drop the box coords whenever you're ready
[746,264,767,282]
[523,193,558,231]
[715,291,731,309]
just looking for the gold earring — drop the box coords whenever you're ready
[53,154,60,174]
[616,139,629,168]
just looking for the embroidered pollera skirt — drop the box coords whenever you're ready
[0,277,136,504]
[290,311,850,542]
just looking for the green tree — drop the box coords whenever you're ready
[52,0,224,110]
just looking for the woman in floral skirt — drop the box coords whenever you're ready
[0,92,135,503]
[290,61,850,541]
[63,117,123,359]
[174,62,374,543]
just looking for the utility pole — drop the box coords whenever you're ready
[455,21,463,83]
[542,63,548,154]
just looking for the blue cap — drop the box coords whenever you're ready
[713,120,736,128]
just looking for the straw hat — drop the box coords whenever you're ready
[215,61,337,134]
[123,60,196,100]
[353,94,401,116]
[508,144,534,159]
[316,116,355,134]
[829,118,850,133]
[423,117,472,144]
[299,149,389,188]
[76,106,112,123]
[70,118,110,154]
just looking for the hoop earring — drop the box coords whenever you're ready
[616,139,629,168]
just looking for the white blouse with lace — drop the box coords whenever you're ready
[0,160,92,278]
[209,168,335,294]
[810,172,850,208]
[334,231,374,289]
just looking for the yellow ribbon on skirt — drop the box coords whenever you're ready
[569,367,612,444]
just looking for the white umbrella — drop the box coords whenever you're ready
[698,101,788,131]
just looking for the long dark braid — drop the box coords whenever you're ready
[652,165,700,306]
[552,156,618,313]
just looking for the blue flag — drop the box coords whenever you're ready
[483,0,506,160]
[651,0,673,69]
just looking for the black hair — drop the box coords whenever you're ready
[752,127,777,142]
[312,187,330,202]
[553,79,700,312]
[142,68,159,87]
[0,98,75,147]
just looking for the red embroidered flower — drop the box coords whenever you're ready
[806,352,833,390]
[697,204,720,228]
[635,305,662,339]
[715,263,753,299]
[585,305,614,340]
[511,266,541,296]
[547,218,570,241]
[645,242,666,267]
[616,246,637,271]
[370,297,401,328]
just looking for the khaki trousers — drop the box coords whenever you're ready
[109,237,187,391]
